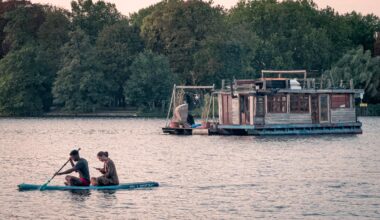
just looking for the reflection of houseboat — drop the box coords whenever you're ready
[163,70,363,135]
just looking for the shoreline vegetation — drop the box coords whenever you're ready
[0,104,379,118]
[0,0,380,117]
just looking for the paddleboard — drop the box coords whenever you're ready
[18,181,159,191]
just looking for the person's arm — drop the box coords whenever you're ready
[95,167,106,174]
[69,158,74,167]
[104,161,115,178]
[56,167,76,175]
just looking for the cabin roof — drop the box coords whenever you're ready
[215,88,364,94]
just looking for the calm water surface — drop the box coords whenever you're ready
[0,117,379,219]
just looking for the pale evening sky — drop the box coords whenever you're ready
[31,0,380,17]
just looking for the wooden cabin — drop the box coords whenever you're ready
[163,70,363,135]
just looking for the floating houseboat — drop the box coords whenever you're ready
[162,70,364,135]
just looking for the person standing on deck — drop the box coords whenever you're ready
[91,151,119,186]
[56,150,91,186]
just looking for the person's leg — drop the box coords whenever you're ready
[64,175,75,185]
[96,177,113,186]
[68,176,83,186]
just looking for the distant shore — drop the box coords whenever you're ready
[0,105,379,118]
[0,110,166,118]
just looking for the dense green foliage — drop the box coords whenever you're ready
[325,47,380,103]
[0,46,47,115]
[0,0,379,115]
[124,50,174,110]
[53,29,108,112]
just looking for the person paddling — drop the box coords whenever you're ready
[56,150,90,186]
[91,151,119,186]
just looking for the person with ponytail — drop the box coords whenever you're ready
[91,151,119,186]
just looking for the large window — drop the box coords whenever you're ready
[331,94,350,109]
[290,94,309,113]
[267,94,287,113]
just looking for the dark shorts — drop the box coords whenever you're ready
[79,178,90,186]
[96,176,118,186]
[68,176,90,186]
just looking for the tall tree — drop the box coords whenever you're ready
[53,29,108,112]
[325,47,380,103]
[0,46,47,116]
[2,3,45,52]
[141,0,225,84]
[71,0,122,41]
[0,0,31,58]
[124,51,174,110]
[96,20,144,107]
[36,7,71,110]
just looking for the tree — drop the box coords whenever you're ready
[0,0,31,58]
[228,0,335,71]
[141,0,225,84]
[36,7,71,110]
[96,20,144,107]
[124,51,174,110]
[0,46,47,116]
[325,47,380,103]
[53,29,108,112]
[345,12,380,52]
[129,1,165,27]
[71,0,122,41]
[3,3,45,52]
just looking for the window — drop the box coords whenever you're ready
[267,94,287,113]
[290,94,309,113]
[331,94,350,109]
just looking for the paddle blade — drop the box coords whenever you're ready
[39,182,49,191]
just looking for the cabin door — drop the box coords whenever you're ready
[255,95,265,125]
[311,94,319,123]
[239,95,250,125]
[221,94,232,124]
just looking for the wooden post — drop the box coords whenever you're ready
[212,94,215,122]
[263,80,267,90]
[320,78,323,89]
[350,79,354,89]
[165,84,176,127]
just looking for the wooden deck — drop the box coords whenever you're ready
[162,122,362,136]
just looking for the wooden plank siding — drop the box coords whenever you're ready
[265,113,312,124]
[330,108,356,123]
[218,94,223,124]
[249,96,254,125]
[231,98,240,124]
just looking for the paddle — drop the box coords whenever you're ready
[39,148,81,191]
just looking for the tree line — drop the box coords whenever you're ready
[0,0,379,116]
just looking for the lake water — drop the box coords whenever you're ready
[0,117,379,219]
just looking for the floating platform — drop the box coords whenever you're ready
[162,122,362,136]
[18,181,159,191]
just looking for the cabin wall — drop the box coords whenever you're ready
[231,98,240,124]
[219,94,233,124]
[330,108,356,123]
[265,113,312,124]
[249,96,254,125]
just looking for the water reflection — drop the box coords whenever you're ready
[0,117,379,219]
[69,190,91,201]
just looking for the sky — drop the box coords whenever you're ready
[31,0,380,17]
